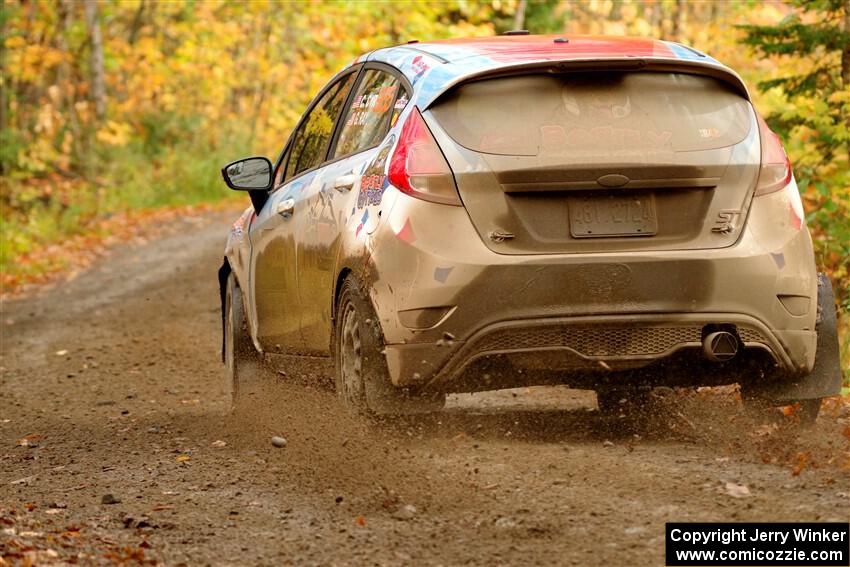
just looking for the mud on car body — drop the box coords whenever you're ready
[218,34,842,419]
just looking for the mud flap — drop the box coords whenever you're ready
[218,258,231,363]
[758,273,843,402]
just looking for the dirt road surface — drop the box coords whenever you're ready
[2,210,848,566]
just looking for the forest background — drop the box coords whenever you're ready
[1,0,848,383]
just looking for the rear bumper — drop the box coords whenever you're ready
[369,184,818,390]
[383,313,814,393]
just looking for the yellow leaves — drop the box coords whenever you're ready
[95,121,133,147]
[6,44,67,82]
[18,136,58,174]
[4,36,26,49]
[827,89,850,105]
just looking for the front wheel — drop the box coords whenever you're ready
[224,273,261,407]
[334,276,444,416]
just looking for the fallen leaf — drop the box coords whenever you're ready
[355,516,366,526]
[791,451,811,476]
[751,423,779,438]
[211,440,227,448]
[175,455,190,463]
[16,433,42,447]
[781,404,797,417]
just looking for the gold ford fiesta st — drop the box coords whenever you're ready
[218,34,842,420]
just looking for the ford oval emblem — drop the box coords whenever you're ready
[597,173,630,188]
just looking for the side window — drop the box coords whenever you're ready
[333,69,407,159]
[285,73,356,182]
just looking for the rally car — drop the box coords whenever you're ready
[218,34,842,420]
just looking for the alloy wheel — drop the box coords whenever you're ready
[338,300,364,408]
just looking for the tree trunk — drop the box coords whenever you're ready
[842,0,850,89]
[672,0,684,41]
[513,0,527,30]
[609,0,623,21]
[840,0,850,162]
[128,0,146,45]
[84,0,106,120]
[0,1,8,175]
[57,0,84,168]
[651,0,664,39]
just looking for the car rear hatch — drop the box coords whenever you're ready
[425,68,760,254]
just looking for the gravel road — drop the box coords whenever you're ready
[1,209,848,566]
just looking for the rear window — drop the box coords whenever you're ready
[430,72,751,160]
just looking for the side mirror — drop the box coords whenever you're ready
[221,157,272,191]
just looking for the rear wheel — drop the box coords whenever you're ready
[336,291,368,413]
[334,276,444,416]
[224,273,261,407]
[740,274,839,427]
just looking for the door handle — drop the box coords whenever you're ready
[334,174,357,192]
[275,198,295,218]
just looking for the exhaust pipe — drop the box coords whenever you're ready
[702,331,739,362]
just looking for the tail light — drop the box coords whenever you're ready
[754,114,792,196]
[388,106,461,206]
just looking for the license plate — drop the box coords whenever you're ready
[569,194,657,238]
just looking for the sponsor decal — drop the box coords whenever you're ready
[393,217,416,244]
[356,135,395,209]
[540,125,673,153]
[355,209,369,237]
[346,85,398,128]
[391,93,409,127]
[410,55,429,85]
[230,209,253,241]
[433,266,453,283]
[373,85,398,114]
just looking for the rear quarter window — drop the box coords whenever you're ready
[333,69,407,159]
[430,72,752,161]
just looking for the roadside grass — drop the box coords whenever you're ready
[1,137,247,293]
[840,317,850,394]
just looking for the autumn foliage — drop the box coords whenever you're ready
[0,1,847,379]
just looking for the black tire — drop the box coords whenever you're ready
[334,276,445,416]
[741,274,839,426]
[224,273,261,407]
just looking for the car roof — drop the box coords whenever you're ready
[396,34,711,63]
[359,34,744,109]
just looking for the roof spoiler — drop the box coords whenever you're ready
[421,57,751,110]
